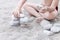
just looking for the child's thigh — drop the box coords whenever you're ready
[25,2,38,7]
[24,2,40,10]
[41,10,58,20]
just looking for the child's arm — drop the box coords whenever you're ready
[17,0,27,10]
[50,0,59,9]
[40,0,59,13]
[12,0,27,17]
[47,0,59,12]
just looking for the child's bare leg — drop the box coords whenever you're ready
[35,9,58,23]
[24,3,42,17]
[23,3,40,11]
[42,10,58,20]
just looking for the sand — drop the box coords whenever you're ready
[0,0,60,40]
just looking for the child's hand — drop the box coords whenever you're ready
[12,8,21,18]
[39,6,48,13]
[47,7,55,12]
[39,6,55,13]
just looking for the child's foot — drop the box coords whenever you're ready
[10,16,20,26]
[43,30,53,36]
[40,20,52,30]
[51,23,60,33]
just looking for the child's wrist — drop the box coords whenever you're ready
[15,7,22,13]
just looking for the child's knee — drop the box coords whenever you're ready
[45,10,58,20]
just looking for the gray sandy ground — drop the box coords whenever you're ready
[0,0,60,40]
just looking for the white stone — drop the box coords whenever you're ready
[43,24,52,30]
[10,20,19,25]
[43,30,53,36]
[20,13,25,18]
[51,23,60,32]
[10,15,20,26]
[40,20,52,29]
[53,23,60,27]
[20,17,29,24]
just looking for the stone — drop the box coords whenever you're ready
[40,20,52,30]
[20,17,29,24]
[51,23,60,32]
[20,13,25,18]
[43,30,53,36]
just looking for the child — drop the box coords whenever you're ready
[11,0,59,35]
[23,0,59,35]
[11,0,59,25]
[12,0,58,22]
